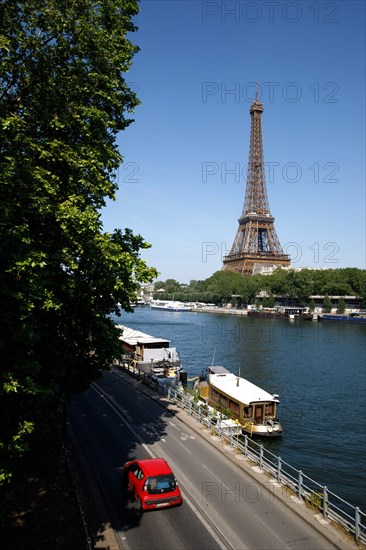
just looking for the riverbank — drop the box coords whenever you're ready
[191,306,249,315]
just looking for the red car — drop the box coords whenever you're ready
[123,458,182,511]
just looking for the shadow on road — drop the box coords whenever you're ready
[68,368,179,546]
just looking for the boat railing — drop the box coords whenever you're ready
[116,361,365,545]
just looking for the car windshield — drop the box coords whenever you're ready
[146,474,176,494]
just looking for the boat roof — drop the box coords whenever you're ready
[209,366,230,375]
[116,324,170,346]
[208,366,278,404]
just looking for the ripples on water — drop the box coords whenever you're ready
[114,307,366,509]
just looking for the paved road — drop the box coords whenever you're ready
[69,369,341,550]
[69,375,222,550]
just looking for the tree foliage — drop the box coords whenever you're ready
[337,297,346,314]
[322,295,333,313]
[0,0,158,483]
[153,268,366,307]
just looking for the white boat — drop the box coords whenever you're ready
[150,300,191,312]
[197,366,283,437]
[116,324,182,376]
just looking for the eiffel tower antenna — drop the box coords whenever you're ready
[222,93,290,275]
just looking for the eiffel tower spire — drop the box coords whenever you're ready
[223,93,290,275]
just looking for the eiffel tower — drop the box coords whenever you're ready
[222,87,290,275]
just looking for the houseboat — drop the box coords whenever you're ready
[247,308,285,319]
[116,325,182,376]
[197,366,283,437]
[281,307,313,320]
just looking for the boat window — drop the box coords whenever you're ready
[220,395,229,408]
[265,403,274,416]
[255,405,263,421]
[211,389,220,403]
[229,400,239,416]
[243,406,253,418]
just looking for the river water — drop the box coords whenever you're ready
[114,307,366,510]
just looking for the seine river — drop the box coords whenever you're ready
[115,307,366,510]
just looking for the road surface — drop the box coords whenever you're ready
[68,368,342,550]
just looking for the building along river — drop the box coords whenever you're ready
[113,306,366,511]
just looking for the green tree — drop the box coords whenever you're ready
[267,267,289,295]
[241,276,261,305]
[337,297,346,314]
[164,279,182,294]
[262,292,275,308]
[188,279,207,293]
[206,271,246,300]
[322,295,333,313]
[0,0,157,484]
[153,280,166,290]
[358,274,366,307]
[294,270,313,305]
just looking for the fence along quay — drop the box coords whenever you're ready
[117,361,365,545]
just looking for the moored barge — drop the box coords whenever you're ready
[116,324,182,376]
[198,366,283,437]
[319,313,366,323]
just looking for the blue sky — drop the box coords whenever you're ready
[102,0,365,283]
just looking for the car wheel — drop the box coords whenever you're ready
[135,495,143,513]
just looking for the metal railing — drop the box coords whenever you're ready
[118,362,365,544]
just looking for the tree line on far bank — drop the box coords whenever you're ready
[152,268,366,309]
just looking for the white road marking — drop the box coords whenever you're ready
[169,420,181,431]
[141,422,166,442]
[203,464,222,484]
[169,432,192,454]
[254,514,291,549]
[119,408,133,422]
[169,420,195,440]
[92,383,154,458]
[152,444,233,550]
[180,485,230,550]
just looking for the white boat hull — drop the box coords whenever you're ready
[150,300,191,312]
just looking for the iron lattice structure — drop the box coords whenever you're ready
[223,92,290,275]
